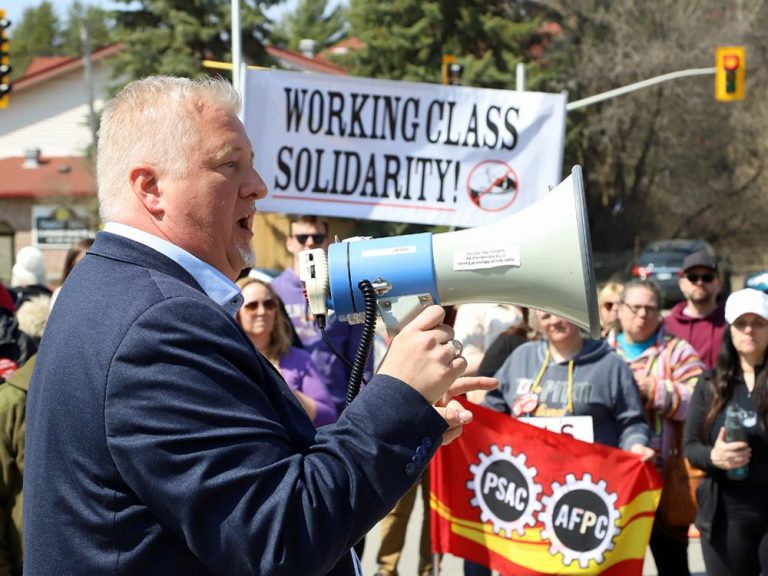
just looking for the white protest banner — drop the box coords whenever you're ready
[244,70,566,228]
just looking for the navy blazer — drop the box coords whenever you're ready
[24,232,446,575]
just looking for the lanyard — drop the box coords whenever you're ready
[530,348,575,415]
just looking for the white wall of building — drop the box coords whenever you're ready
[0,61,114,159]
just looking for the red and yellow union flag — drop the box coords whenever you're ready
[430,405,662,575]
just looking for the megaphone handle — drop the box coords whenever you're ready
[377,294,435,332]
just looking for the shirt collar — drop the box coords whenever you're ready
[103,222,243,317]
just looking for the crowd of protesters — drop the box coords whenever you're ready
[2,223,766,576]
[376,248,766,576]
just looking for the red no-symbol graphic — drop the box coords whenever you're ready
[466,160,519,212]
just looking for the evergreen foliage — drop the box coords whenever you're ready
[346,0,542,89]
[9,1,60,80]
[9,1,114,80]
[109,0,281,82]
[60,2,115,58]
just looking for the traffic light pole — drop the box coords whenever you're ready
[566,67,716,111]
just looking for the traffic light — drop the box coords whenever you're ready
[0,10,10,109]
[441,55,462,86]
[715,46,745,102]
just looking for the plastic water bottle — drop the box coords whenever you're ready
[724,404,748,480]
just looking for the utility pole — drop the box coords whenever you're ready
[516,62,525,92]
[80,21,98,156]
[231,0,242,95]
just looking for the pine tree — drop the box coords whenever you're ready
[9,1,117,80]
[60,2,115,58]
[274,0,347,52]
[110,0,282,82]
[9,1,61,80]
[346,0,542,89]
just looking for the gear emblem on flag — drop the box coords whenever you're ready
[539,472,621,568]
[466,444,543,536]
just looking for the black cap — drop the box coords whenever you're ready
[682,250,718,273]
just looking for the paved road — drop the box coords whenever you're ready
[361,495,706,575]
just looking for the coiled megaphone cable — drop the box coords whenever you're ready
[344,279,377,405]
[313,279,377,408]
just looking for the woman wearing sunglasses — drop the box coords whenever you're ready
[236,277,336,426]
[684,288,768,575]
[598,281,624,338]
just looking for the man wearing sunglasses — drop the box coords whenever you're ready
[665,250,727,370]
[272,215,374,420]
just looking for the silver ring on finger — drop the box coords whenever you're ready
[447,339,463,360]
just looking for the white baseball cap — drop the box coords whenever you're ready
[725,288,768,324]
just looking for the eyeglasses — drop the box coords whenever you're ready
[242,298,277,312]
[621,303,660,316]
[602,301,620,311]
[293,233,327,245]
[684,272,716,284]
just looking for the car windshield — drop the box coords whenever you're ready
[637,250,691,267]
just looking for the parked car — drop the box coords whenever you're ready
[744,271,768,293]
[626,239,731,308]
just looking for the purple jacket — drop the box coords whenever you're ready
[272,269,374,419]
[279,346,336,426]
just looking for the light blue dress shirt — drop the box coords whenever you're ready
[103,222,243,317]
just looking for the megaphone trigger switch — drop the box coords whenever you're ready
[299,248,330,318]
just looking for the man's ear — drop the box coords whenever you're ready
[129,164,164,217]
[285,231,296,254]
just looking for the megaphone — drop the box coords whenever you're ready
[299,165,600,338]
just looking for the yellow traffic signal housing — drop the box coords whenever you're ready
[0,9,10,109]
[715,46,745,102]
[441,55,462,86]
[440,54,456,84]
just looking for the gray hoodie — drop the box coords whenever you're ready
[484,338,651,450]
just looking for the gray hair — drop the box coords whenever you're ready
[621,278,663,308]
[97,76,241,221]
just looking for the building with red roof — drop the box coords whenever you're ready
[0,44,118,284]
[0,42,353,283]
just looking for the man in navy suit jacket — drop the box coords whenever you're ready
[23,76,494,575]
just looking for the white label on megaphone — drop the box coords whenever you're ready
[361,245,418,258]
[453,245,521,271]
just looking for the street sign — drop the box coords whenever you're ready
[32,206,95,249]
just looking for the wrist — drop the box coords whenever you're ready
[710,448,723,469]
